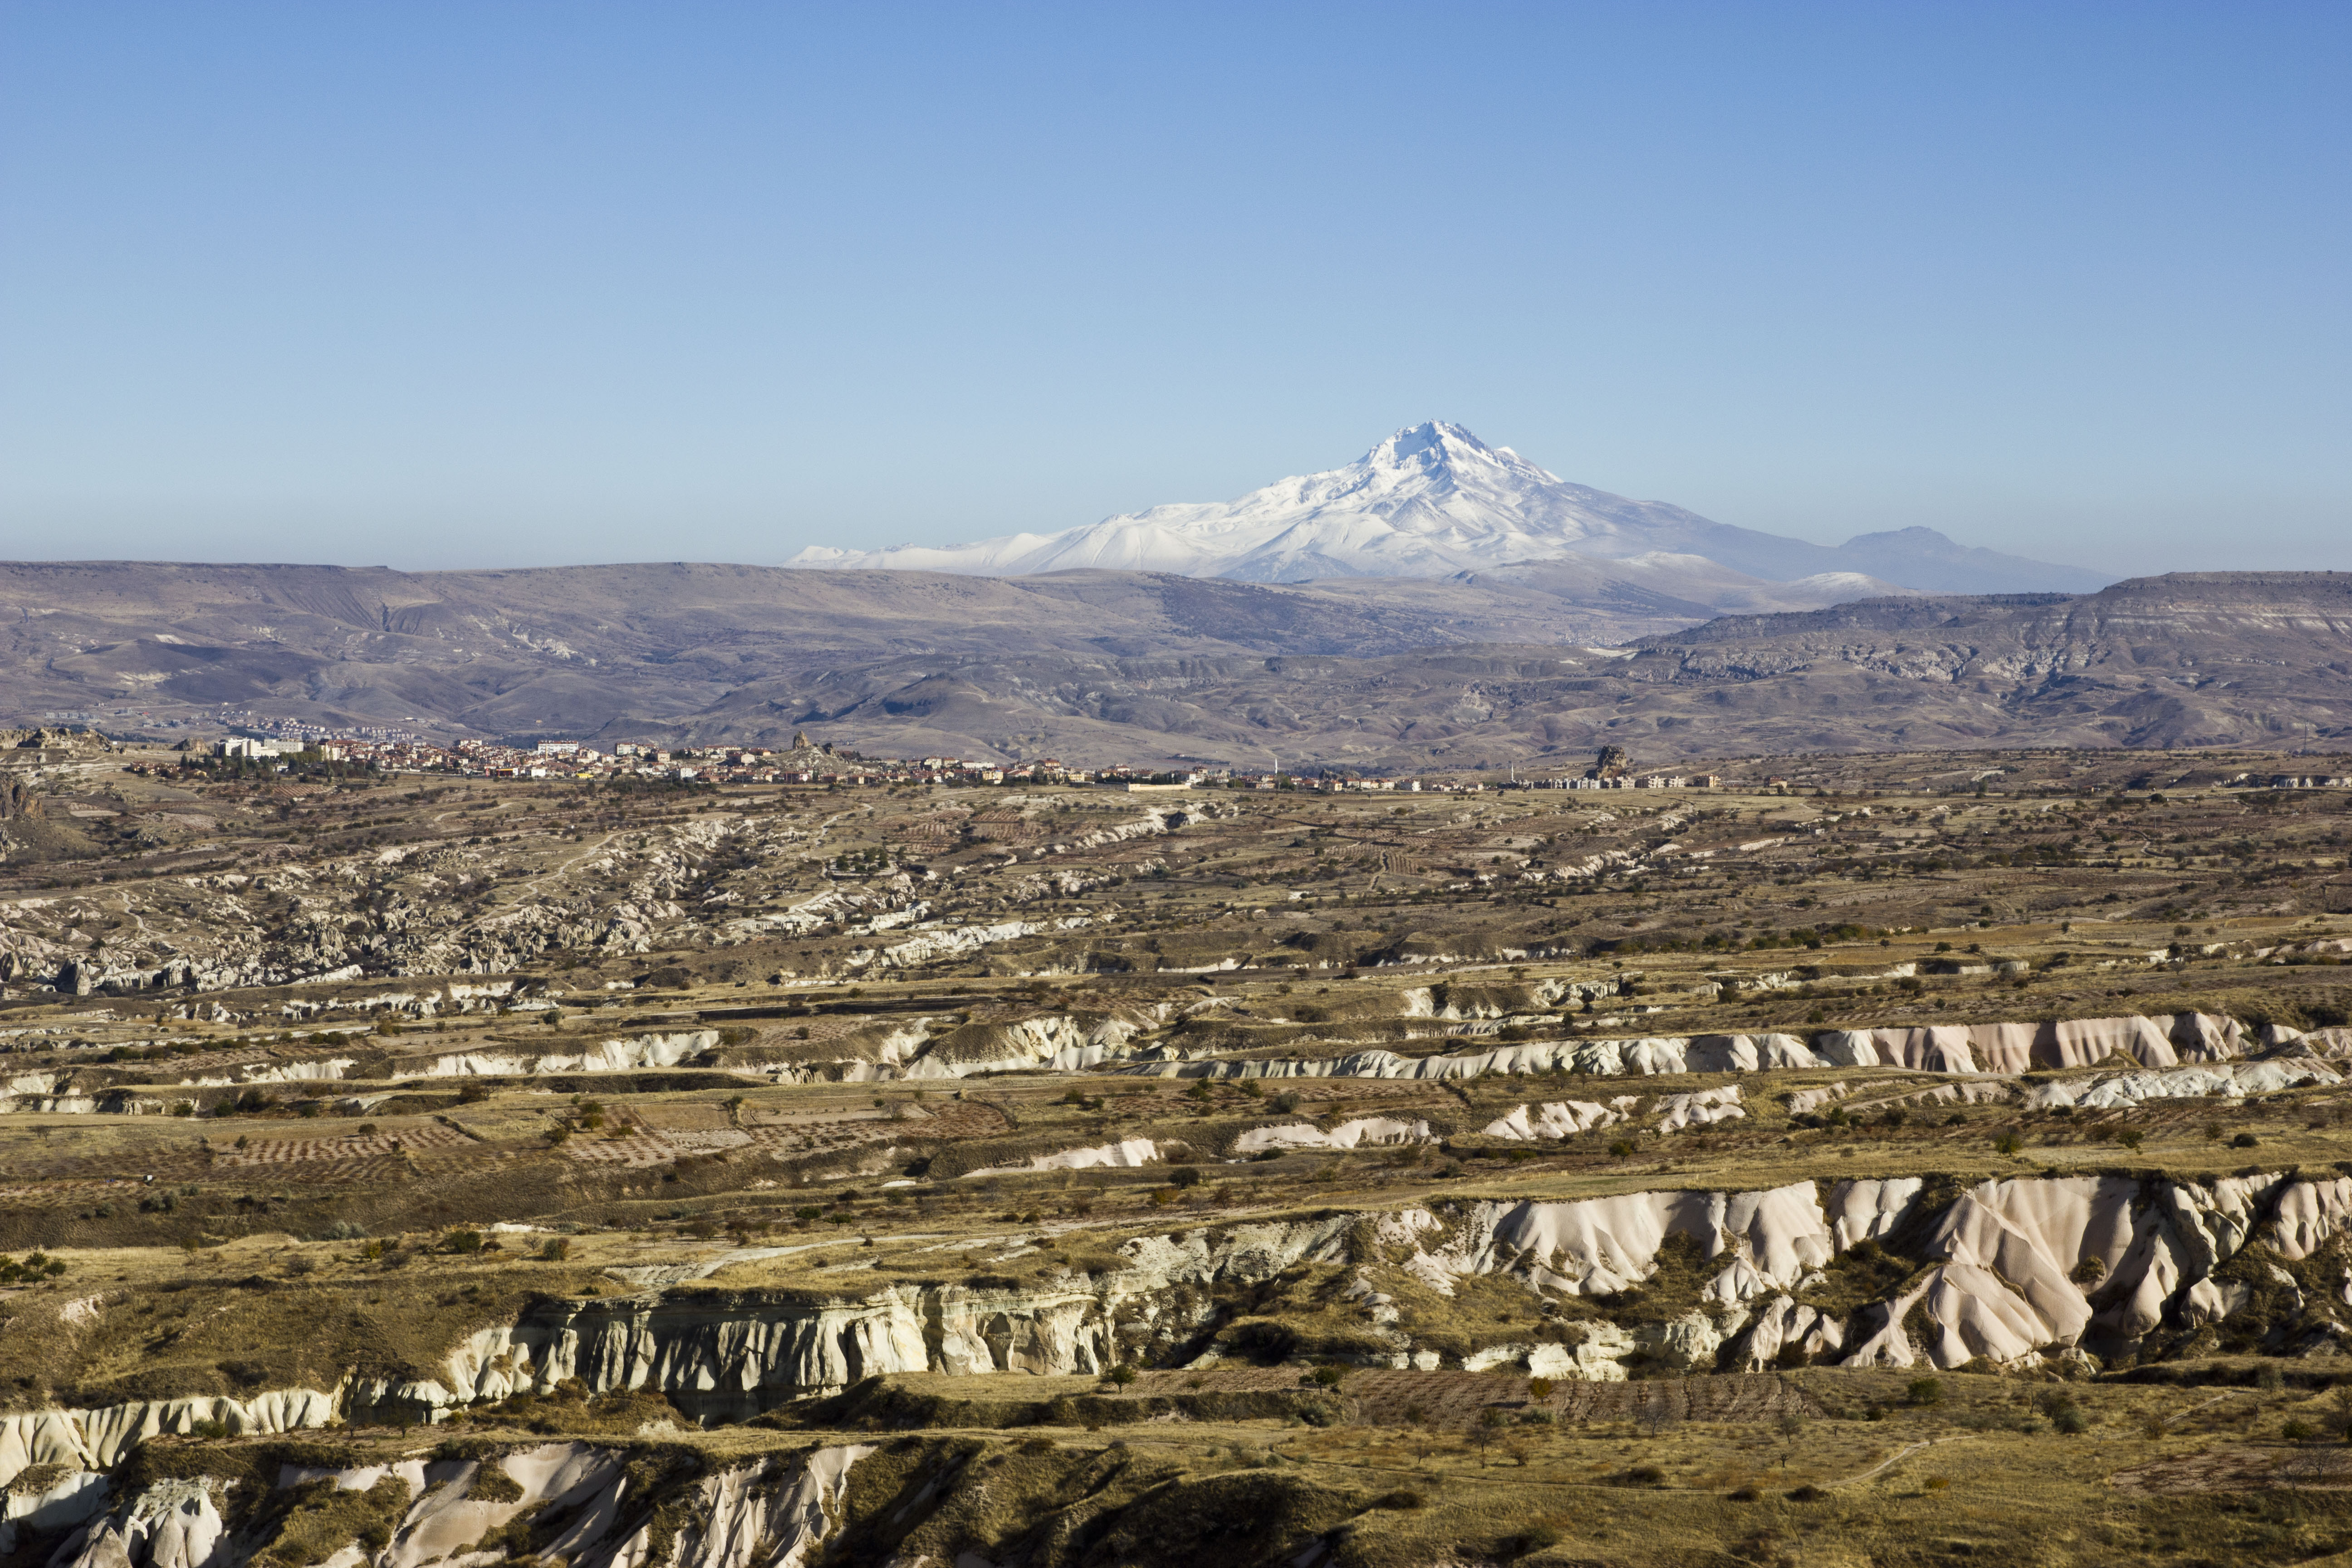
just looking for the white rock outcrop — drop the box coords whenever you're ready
[1840,1172,2295,1370]
[1481,1101,1627,1140]
[2023,1059,2339,1109]
[0,1467,108,1556]
[1653,1087,1744,1132]
[61,1441,876,1568]
[1732,1296,1846,1371]
[906,1010,1152,1077]
[1231,1117,1436,1155]
[1399,1183,1833,1305]
[1112,1011,2255,1085]
[849,916,1091,973]
[960,1137,1163,1178]
[410,1031,718,1077]
[1823,1177,1923,1249]
[0,1389,341,1488]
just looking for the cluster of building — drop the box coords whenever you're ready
[1522,772,1720,791]
[188,729,1725,795]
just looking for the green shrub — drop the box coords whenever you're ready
[2051,1403,2088,1435]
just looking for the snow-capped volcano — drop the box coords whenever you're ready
[789,421,1650,581]
[787,421,2108,595]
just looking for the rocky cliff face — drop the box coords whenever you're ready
[43,1439,875,1568]
[11,1165,2350,1497]
[0,1004,2304,1117]
[0,1390,343,1489]
[1109,1011,2258,1083]
[490,1165,2352,1382]
[353,1219,1371,1425]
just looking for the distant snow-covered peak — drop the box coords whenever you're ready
[781,421,2105,597]
[786,420,1645,582]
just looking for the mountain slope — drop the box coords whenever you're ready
[688,572,2352,767]
[0,560,1693,742]
[8,563,2339,770]
[788,421,2109,594]
[0,556,1917,748]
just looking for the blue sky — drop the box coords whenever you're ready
[2,2,2346,573]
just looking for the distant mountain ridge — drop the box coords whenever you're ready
[0,562,2342,766]
[789,421,2109,596]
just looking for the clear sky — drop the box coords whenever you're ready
[3,2,2346,574]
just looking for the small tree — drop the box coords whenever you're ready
[1474,1407,1505,1466]
[1749,1411,1796,1479]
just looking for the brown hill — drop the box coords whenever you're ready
[4,564,2347,769]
